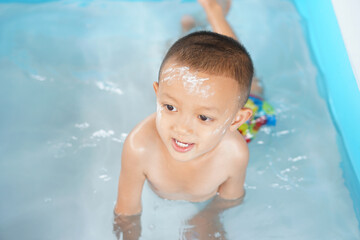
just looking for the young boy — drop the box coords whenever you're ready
[114,0,258,239]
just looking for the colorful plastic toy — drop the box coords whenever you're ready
[238,95,276,143]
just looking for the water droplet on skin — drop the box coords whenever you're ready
[214,232,221,238]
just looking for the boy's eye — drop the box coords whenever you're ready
[199,115,212,122]
[165,104,177,112]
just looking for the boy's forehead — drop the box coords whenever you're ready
[158,61,241,107]
[160,61,240,93]
[160,63,212,93]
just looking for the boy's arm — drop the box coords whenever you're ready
[199,0,238,40]
[113,136,146,239]
[115,137,146,215]
[203,146,249,214]
[186,149,248,238]
[217,147,248,202]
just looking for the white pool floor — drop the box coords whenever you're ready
[0,0,359,239]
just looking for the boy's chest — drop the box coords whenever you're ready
[145,155,229,201]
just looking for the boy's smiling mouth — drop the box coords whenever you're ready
[171,138,195,153]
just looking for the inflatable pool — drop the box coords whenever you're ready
[0,0,359,238]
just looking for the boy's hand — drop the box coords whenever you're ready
[113,213,141,240]
[185,211,227,240]
[183,194,243,239]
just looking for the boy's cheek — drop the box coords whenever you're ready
[205,119,231,137]
[199,126,226,141]
[156,117,170,134]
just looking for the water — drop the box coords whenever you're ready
[0,0,359,239]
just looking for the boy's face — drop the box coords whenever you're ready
[154,60,251,162]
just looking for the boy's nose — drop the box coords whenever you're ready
[173,115,194,136]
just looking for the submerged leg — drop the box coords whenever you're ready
[181,15,196,33]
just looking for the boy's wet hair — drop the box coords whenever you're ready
[159,31,254,107]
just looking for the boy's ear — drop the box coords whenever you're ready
[229,108,252,132]
[153,81,159,95]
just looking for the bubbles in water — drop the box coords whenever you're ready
[91,129,115,139]
[96,81,123,95]
[214,232,221,238]
[75,122,90,129]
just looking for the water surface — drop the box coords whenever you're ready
[0,0,359,239]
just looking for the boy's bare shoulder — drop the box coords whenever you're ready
[123,113,159,157]
[219,130,249,168]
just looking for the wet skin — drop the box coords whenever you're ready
[114,59,252,216]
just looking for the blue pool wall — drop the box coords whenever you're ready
[1,0,359,226]
[290,0,360,226]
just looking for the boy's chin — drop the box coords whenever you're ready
[167,147,202,162]
[169,151,195,162]
[168,148,211,162]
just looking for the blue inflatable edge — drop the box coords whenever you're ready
[291,0,360,228]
